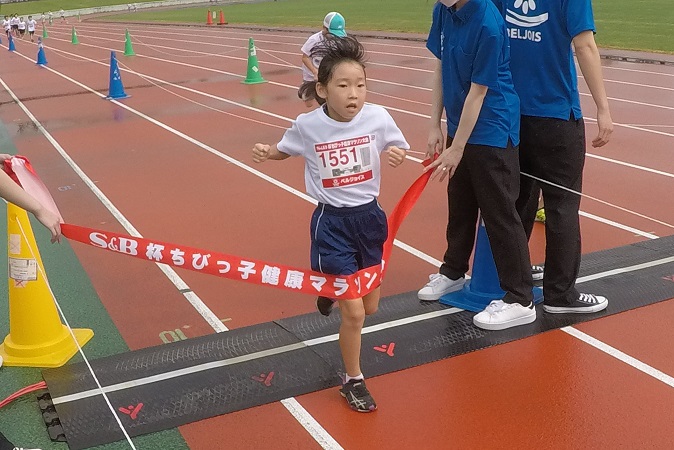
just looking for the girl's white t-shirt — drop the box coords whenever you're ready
[278,104,409,208]
[27,20,36,32]
[2,20,9,31]
[300,32,325,82]
[17,20,26,30]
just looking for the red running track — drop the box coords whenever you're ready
[1,20,674,449]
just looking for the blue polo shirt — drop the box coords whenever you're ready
[494,0,595,119]
[427,0,520,148]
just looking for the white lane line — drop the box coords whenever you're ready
[6,45,431,450]
[49,247,674,406]
[577,255,674,284]
[5,45,344,450]
[280,398,344,450]
[586,153,674,179]
[599,65,674,78]
[583,116,674,138]
[601,78,674,92]
[55,28,674,117]
[15,37,674,414]
[562,327,674,389]
[0,74,227,333]
[50,307,463,405]
[47,31,674,139]
[579,211,659,239]
[40,38,669,241]
[61,22,437,55]
[580,92,674,111]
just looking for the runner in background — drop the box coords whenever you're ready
[298,12,347,107]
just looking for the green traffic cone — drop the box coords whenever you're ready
[124,29,135,56]
[71,27,79,45]
[242,38,266,85]
[42,26,48,39]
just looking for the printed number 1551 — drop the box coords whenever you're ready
[319,148,358,168]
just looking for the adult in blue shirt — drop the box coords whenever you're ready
[497,0,613,313]
[420,0,535,330]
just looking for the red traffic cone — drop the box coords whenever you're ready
[206,10,213,25]
[218,10,227,25]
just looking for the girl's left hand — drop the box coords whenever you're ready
[386,146,406,167]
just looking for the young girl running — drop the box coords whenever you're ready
[252,35,408,412]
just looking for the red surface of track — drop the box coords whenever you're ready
[1,20,673,449]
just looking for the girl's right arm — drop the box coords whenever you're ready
[252,143,290,163]
[301,54,318,79]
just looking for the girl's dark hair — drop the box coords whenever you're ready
[312,35,366,84]
[300,35,366,104]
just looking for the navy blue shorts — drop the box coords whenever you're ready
[310,199,388,276]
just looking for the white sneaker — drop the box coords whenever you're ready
[473,300,536,331]
[417,273,465,301]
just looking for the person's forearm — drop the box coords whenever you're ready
[451,83,487,149]
[574,32,610,114]
[301,54,317,75]
[267,144,291,161]
[430,60,444,127]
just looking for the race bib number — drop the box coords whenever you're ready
[315,136,374,188]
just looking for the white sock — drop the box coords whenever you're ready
[345,373,364,383]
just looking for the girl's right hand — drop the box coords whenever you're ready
[252,143,271,163]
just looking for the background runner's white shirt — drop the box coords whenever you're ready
[2,20,9,31]
[300,31,325,82]
[278,104,409,208]
[17,21,26,31]
[10,17,19,26]
[27,19,36,32]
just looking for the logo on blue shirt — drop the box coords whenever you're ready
[506,0,547,42]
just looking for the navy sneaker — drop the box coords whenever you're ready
[340,379,377,412]
[543,293,608,314]
[316,296,334,316]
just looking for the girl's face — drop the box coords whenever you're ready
[317,61,366,123]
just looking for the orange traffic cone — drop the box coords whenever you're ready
[206,10,213,25]
[218,10,227,25]
[0,203,93,367]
